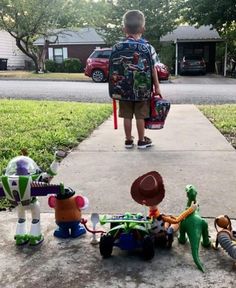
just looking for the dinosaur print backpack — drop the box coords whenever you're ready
[109,37,153,101]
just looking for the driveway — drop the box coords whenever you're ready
[0,75,235,104]
[170,74,236,84]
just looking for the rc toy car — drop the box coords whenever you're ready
[99,212,155,260]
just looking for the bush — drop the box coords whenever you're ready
[159,44,175,74]
[45,60,64,72]
[45,58,82,73]
[45,60,57,72]
[56,62,65,72]
[64,58,82,73]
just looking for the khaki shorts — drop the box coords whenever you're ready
[119,100,150,119]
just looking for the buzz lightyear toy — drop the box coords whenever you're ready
[0,150,66,246]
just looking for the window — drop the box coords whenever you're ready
[90,50,111,59]
[101,50,111,58]
[54,48,63,63]
[48,47,68,62]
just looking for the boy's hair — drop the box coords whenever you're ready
[122,10,145,34]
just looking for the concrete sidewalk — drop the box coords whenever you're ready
[42,104,236,217]
[1,104,236,288]
[0,212,235,288]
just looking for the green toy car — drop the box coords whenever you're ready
[99,212,155,260]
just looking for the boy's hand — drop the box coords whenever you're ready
[154,87,162,97]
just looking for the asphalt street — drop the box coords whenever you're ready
[0,75,236,104]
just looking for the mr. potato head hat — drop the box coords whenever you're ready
[131,171,165,206]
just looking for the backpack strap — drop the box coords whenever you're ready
[125,36,149,44]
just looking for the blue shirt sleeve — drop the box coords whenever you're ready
[150,45,158,66]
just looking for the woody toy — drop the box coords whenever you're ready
[131,171,197,248]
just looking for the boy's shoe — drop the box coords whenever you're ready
[125,137,134,149]
[137,136,152,149]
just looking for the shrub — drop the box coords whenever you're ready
[64,58,82,73]
[56,62,65,72]
[159,44,175,74]
[45,60,64,72]
[45,58,82,73]
[45,60,57,72]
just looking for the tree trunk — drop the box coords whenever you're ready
[15,38,40,73]
[38,37,58,72]
[38,40,50,72]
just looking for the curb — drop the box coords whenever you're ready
[0,77,92,83]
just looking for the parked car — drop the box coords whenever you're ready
[84,48,110,82]
[84,48,170,82]
[155,55,170,81]
[179,55,206,75]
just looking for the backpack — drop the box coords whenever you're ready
[109,38,153,101]
[145,95,171,129]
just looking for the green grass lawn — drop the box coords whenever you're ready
[199,104,236,148]
[0,99,112,209]
[0,71,90,81]
[0,99,112,171]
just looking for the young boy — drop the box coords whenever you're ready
[119,10,162,149]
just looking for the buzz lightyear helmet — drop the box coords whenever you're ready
[5,156,41,176]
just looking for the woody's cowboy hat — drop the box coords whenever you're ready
[131,171,165,206]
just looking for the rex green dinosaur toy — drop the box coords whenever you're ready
[178,185,211,272]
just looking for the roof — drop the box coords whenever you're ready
[160,25,223,43]
[34,27,105,46]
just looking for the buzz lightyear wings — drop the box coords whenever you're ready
[0,181,63,198]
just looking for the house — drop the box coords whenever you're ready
[160,25,226,75]
[0,30,31,70]
[34,27,106,68]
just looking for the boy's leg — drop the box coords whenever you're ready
[124,118,132,140]
[135,101,152,148]
[124,118,134,148]
[119,101,134,148]
[136,119,145,141]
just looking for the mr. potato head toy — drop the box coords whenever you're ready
[48,187,89,238]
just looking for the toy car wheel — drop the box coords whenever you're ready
[92,69,105,82]
[142,235,155,260]
[166,232,174,249]
[100,234,113,258]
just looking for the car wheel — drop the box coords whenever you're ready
[100,234,113,258]
[142,235,155,260]
[92,69,105,83]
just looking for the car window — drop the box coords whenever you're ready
[101,50,112,58]
[90,50,111,59]
[90,51,100,58]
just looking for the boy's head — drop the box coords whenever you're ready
[122,10,145,35]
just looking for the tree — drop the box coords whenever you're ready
[57,0,109,29]
[97,0,181,49]
[179,0,236,68]
[179,0,236,32]
[0,0,70,72]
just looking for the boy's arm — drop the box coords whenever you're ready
[152,67,161,96]
[150,44,161,96]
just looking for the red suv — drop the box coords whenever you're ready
[85,48,169,83]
